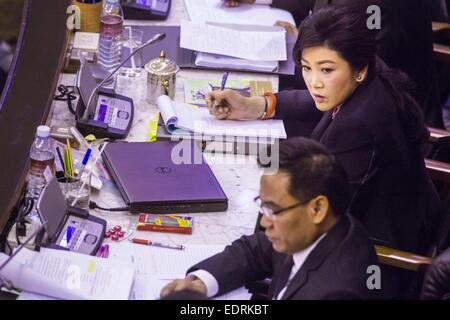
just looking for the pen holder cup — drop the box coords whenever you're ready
[56,171,91,210]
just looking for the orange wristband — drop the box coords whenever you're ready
[263,92,277,120]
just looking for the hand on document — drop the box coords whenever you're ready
[223,0,256,7]
[205,89,267,120]
[274,20,299,35]
[160,278,208,299]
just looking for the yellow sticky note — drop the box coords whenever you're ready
[87,261,95,273]
[147,113,160,142]
[177,219,190,228]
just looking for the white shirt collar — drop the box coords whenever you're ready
[291,233,327,276]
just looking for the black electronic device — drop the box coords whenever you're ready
[36,176,106,256]
[121,0,171,20]
[75,61,134,139]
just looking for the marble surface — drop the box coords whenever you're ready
[45,0,280,246]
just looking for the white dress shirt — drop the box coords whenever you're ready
[189,233,327,298]
[276,233,326,300]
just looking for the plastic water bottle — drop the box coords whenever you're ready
[27,125,55,222]
[98,0,124,74]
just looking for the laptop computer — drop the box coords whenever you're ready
[102,141,228,213]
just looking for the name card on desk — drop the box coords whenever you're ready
[73,32,99,51]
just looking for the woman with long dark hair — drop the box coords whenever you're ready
[205,6,440,258]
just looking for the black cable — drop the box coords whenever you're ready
[89,201,130,212]
[0,194,32,254]
[15,197,34,245]
[54,84,77,116]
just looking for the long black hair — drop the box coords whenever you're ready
[293,5,429,150]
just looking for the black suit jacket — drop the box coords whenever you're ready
[272,0,443,127]
[189,215,379,300]
[275,73,441,253]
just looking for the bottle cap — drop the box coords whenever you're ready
[36,125,51,138]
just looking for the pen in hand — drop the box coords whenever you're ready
[220,71,228,91]
[213,72,229,113]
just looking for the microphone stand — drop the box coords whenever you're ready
[83,32,166,120]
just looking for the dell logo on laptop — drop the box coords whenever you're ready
[155,167,172,174]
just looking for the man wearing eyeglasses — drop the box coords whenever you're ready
[161,137,380,300]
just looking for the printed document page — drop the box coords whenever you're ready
[184,0,295,27]
[0,248,135,300]
[108,242,226,278]
[108,242,251,300]
[180,20,287,62]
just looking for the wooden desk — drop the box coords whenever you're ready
[46,1,279,247]
[432,22,450,33]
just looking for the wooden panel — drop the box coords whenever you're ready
[375,245,432,272]
[0,0,71,235]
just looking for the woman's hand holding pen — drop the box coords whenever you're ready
[205,89,266,120]
[160,278,208,299]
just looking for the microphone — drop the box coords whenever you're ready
[83,32,166,120]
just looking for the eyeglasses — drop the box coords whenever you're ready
[254,196,311,221]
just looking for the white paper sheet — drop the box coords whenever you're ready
[108,242,226,279]
[184,0,295,27]
[0,248,135,300]
[180,20,287,61]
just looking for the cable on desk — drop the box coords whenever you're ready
[89,201,130,212]
[15,197,34,246]
[54,84,77,116]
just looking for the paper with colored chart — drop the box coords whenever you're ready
[1,247,134,300]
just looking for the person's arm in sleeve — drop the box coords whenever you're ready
[187,231,276,297]
[274,90,323,122]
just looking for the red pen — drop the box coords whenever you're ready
[131,238,185,251]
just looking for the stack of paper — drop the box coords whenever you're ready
[184,0,295,27]
[182,0,295,72]
[1,248,134,300]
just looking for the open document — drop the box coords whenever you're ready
[0,248,134,300]
[107,242,252,300]
[180,20,287,62]
[157,95,287,139]
[184,0,296,27]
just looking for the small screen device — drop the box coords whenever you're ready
[121,0,171,20]
[37,177,106,255]
[75,61,134,139]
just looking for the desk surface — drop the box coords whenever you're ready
[46,0,279,247]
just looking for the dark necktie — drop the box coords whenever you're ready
[273,255,294,299]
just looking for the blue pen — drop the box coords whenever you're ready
[77,148,92,178]
[212,72,229,113]
[220,72,229,91]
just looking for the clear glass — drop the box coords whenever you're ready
[120,27,144,77]
[58,172,91,210]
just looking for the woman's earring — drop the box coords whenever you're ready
[356,76,363,82]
